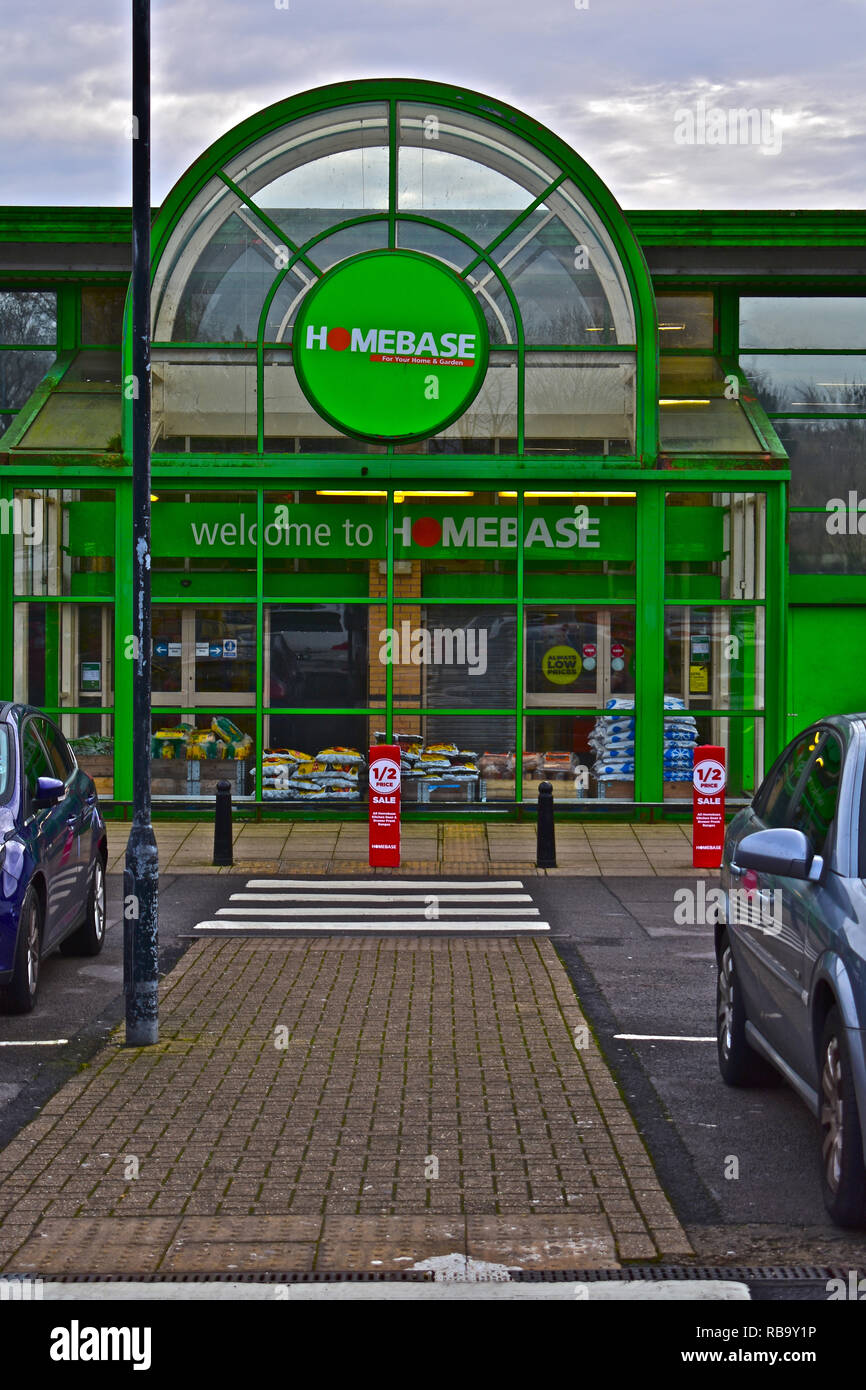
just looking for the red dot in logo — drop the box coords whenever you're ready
[411,516,442,547]
[327,326,351,351]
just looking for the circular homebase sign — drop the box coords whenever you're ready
[293,250,490,442]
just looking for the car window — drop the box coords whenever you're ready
[21,721,53,812]
[0,726,11,804]
[789,733,844,858]
[759,730,821,829]
[38,719,75,782]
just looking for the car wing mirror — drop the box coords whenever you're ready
[733,827,815,881]
[34,775,65,806]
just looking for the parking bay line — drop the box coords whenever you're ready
[614,1033,717,1043]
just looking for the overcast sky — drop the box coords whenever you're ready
[2,0,865,210]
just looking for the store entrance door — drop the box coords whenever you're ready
[151,606,256,798]
[152,606,256,706]
[524,606,635,708]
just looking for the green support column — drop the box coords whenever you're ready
[764,482,787,770]
[636,483,664,803]
[114,478,134,803]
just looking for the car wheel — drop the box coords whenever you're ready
[716,931,779,1087]
[60,854,107,957]
[0,886,42,1014]
[819,1007,866,1228]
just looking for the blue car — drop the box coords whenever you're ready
[0,703,107,1014]
[719,714,866,1227]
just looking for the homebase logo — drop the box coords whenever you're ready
[0,497,42,545]
[378,621,487,676]
[50,1320,152,1371]
[305,324,477,366]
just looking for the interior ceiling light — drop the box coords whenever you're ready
[393,491,475,501]
[498,490,636,499]
[316,490,387,497]
[658,323,687,331]
[659,398,711,406]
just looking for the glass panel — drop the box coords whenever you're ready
[740,297,866,350]
[388,604,515,708]
[263,488,386,585]
[194,607,256,696]
[660,354,726,396]
[759,730,818,828]
[225,104,389,203]
[13,603,114,710]
[662,715,763,801]
[385,715,514,803]
[524,606,635,708]
[656,293,714,349]
[410,352,518,450]
[14,490,115,597]
[523,493,636,601]
[261,348,386,452]
[59,350,121,387]
[0,290,56,345]
[666,492,766,602]
[490,208,624,345]
[392,492,517,597]
[262,712,370,800]
[774,419,866,510]
[170,208,295,343]
[152,713,255,799]
[788,512,865,575]
[253,145,389,213]
[664,607,765,711]
[659,397,764,453]
[267,603,371,708]
[524,352,635,451]
[152,349,257,448]
[67,718,114,799]
[741,354,866,413]
[0,350,56,409]
[81,287,126,345]
[524,713,633,801]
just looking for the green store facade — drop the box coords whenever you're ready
[0,78,864,818]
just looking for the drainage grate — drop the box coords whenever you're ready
[40,1270,434,1283]
[509,1265,846,1282]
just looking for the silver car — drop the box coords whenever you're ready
[718,714,866,1227]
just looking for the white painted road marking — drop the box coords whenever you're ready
[229,892,532,904]
[244,879,525,890]
[218,905,539,916]
[0,1039,69,1047]
[615,1034,717,1043]
[196,920,549,933]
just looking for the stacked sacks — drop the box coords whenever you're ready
[590,699,636,784]
[261,746,366,800]
[662,697,699,784]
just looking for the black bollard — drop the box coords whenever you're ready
[536,780,557,868]
[213,780,233,866]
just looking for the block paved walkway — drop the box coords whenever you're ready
[105,819,702,877]
[0,935,691,1274]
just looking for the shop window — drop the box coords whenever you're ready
[81,287,126,345]
[382,716,515,804]
[68,720,114,800]
[262,713,370,802]
[266,603,372,709]
[0,350,57,414]
[788,512,865,576]
[524,354,635,452]
[656,293,714,350]
[151,712,255,799]
[13,602,114,711]
[522,492,636,601]
[152,349,257,450]
[14,490,114,598]
[151,604,256,704]
[388,604,516,709]
[392,493,517,599]
[0,290,56,345]
[524,606,636,709]
[664,607,765,711]
[739,297,866,351]
[524,712,634,802]
[662,715,764,802]
[740,354,866,415]
[665,492,766,601]
[773,419,866,511]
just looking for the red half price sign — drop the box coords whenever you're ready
[369,745,401,868]
[693,745,726,869]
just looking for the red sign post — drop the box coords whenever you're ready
[692,744,726,868]
[369,745,401,867]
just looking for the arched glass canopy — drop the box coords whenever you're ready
[140,81,657,459]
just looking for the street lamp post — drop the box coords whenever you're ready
[124,0,159,1046]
